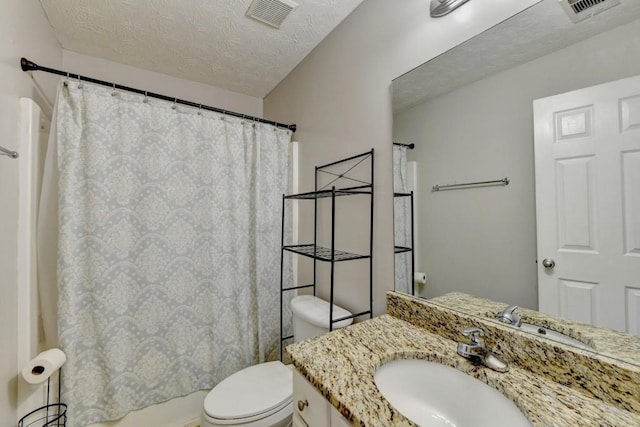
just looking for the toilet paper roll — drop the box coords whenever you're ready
[414,272,427,284]
[21,348,66,385]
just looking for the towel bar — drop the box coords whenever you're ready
[432,177,509,192]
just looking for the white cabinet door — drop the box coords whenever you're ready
[292,369,330,427]
[293,412,308,427]
[534,74,640,334]
[330,406,351,427]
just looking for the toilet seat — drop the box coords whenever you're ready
[202,399,292,425]
[203,361,293,425]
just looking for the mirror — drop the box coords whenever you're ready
[391,0,640,366]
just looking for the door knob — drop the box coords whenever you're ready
[542,258,555,269]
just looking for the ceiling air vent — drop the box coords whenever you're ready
[246,0,298,29]
[559,0,621,23]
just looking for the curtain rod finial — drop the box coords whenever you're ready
[21,58,38,71]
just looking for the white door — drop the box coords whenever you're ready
[534,75,640,335]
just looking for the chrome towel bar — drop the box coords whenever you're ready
[432,177,509,192]
[0,145,19,159]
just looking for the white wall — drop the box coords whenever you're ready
[264,0,539,316]
[394,18,640,309]
[0,1,62,425]
[63,50,263,118]
[16,99,52,426]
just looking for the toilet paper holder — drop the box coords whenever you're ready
[18,369,67,427]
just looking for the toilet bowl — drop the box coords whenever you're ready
[201,296,353,427]
[201,361,293,427]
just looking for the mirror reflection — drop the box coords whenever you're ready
[391,0,640,365]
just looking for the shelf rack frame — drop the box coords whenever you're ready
[394,191,415,295]
[279,150,374,360]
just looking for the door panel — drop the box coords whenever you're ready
[554,105,593,141]
[534,74,640,335]
[558,279,599,325]
[622,150,640,256]
[555,156,597,252]
[626,287,640,335]
[620,96,640,132]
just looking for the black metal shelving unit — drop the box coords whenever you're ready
[394,190,415,295]
[280,150,374,360]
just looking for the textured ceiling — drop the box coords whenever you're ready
[393,0,640,112]
[39,0,364,98]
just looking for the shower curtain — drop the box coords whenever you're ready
[393,145,412,294]
[38,81,293,426]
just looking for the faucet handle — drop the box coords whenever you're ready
[497,305,522,326]
[503,305,519,314]
[462,327,484,344]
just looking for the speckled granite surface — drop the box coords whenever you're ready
[387,292,640,415]
[286,292,640,427]
[429,292,640,365]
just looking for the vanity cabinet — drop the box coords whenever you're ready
[330,408,350,427]
[292,368,350,427]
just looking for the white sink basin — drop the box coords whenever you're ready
[374,359,530,427]
[519,323,593,350]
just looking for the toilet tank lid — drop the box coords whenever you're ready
[290,295,353,329]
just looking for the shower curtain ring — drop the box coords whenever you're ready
[197,105,202,115]
[77,75,83,89]
[143,91,149,103]
[64,72,69,87]
[172,98,177,110]
[111,83,117,96]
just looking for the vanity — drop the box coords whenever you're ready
[292,368,351,427]
[287,292,640,426]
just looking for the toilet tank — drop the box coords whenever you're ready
[290,295,353,342]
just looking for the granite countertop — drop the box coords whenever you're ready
[286,314,640,427]
[430,292,640,365]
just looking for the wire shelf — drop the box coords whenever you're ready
[284,185,372,200]
[283,244,370,262]
[280,149,375,361]
[18,403,67,427]
[394,246,412,254]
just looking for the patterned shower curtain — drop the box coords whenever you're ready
[41,81,293,426]
[393,145,412,294]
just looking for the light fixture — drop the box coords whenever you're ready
[430,0,472,18]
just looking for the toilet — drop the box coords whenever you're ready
[201,295,353,427]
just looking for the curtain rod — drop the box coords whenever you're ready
[0,145,19,159]
[21,58,297,132]
[393,142,414,149]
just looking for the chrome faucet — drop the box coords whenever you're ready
[496,305,522,327]
[456,327,508,373]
